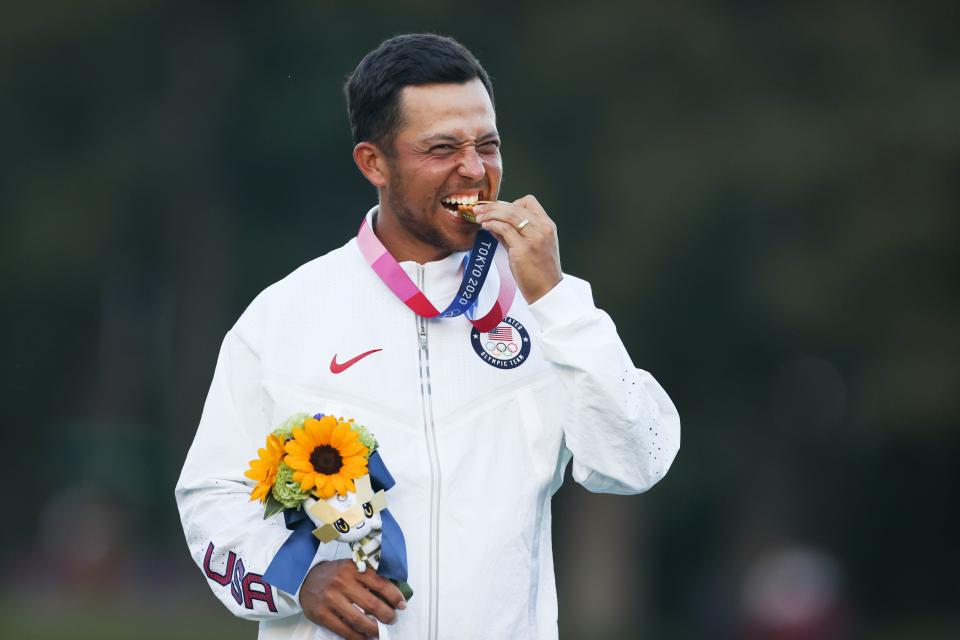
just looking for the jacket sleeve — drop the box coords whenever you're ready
[528,275,680,495]
[175,324,322,621]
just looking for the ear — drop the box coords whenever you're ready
[370,490,388,513]
[313,524,340,544]
[354,475,374,502]
[353,141,390,188]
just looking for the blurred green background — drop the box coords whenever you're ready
[2,1,958,638]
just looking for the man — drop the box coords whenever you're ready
[176,33,680,640]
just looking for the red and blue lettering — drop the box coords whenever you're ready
[242,572,277,612]
[203,541,235,586]
[203,542,278,613]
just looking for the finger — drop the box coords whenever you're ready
[475,203,528,230]
[513,194,543,214]
[480,208,544,240]
[479,195,551,228]
[316,607,368,640]
[357,571,407,611]
[346,581,397,624]
[333,593,380,638]
[480,219,526,250]
[472,200,521,220]
[513,194,552,225]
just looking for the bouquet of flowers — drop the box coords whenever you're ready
[245,413,412,600]
[245,413,377,518]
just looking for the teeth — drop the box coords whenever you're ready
[442,193,480,205]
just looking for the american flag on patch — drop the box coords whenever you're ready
[488,326,513,341]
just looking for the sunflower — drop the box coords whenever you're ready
[284,415,369,498]
[244,433,286,503]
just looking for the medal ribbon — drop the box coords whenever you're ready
[357,211,515,333]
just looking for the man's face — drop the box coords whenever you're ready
[381,78,501,254]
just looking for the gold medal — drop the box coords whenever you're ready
[458,200,494,223]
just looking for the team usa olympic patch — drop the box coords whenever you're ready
[471,316,531,369]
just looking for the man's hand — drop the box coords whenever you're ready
[473,195,562,304]
[299,559,406,639]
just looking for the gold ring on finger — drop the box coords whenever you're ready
[515,218,530,231]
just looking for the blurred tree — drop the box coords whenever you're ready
[1,1,957,638]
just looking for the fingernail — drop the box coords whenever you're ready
[472,204,487,214]
[398,599,407,610]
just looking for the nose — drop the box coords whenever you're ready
[457,146,485,181]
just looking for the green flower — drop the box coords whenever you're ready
[350,422,378,457]
[272,412,311,441]
[271,462,310,508]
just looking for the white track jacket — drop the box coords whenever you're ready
[176,212,681,640]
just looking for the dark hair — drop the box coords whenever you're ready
[344,33,494,147]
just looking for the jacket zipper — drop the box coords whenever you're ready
[416,265,442,640]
